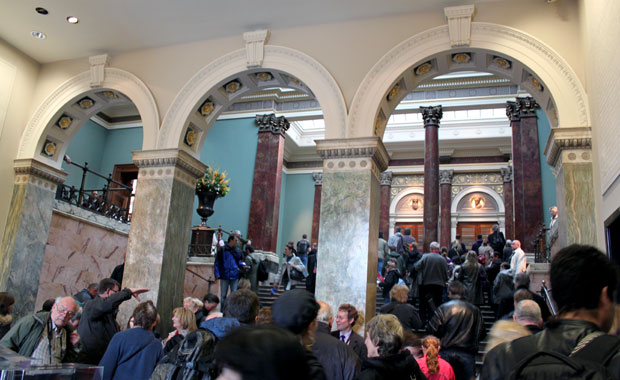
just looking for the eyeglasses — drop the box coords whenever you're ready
[56,305,76,317]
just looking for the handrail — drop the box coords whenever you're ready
[540,280,557,316]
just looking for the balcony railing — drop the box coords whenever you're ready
[56,161,134,223]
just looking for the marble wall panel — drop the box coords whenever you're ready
[35,211,128,310]
[315,169,379,324]
[561,162,596,247]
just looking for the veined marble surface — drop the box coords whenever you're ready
[561,162,596,246]
[52,200,130,235]
[315,170,380,326]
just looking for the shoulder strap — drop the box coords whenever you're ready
[119,335,156,365]
[571,333,620,366]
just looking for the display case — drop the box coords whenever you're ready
[0,346,103,380]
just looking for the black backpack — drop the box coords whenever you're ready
[508,333,620,380]
[257,259,269,282]
[150,329,218,380]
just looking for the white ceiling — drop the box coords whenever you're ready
[0,0,516,63]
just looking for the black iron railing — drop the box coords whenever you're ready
[540,280,557,316]
[56,161,133,223]
[533,223,550,263]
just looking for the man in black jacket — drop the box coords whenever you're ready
[77,278,148,364]
[331,303,368,362]
[481,245,620,379]
[428,281,485,380]
[314,301,360,380]
[379,284,422,332]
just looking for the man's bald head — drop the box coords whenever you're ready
[514,300,542,327]
[51,297,78,328]
[316,301,333,325]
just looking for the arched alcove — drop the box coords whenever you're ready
[450,185,505,244]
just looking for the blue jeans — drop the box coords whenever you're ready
[219,278,239,310]
[298,254,308,268]
[378,259,384,276]
[440,348,476,380]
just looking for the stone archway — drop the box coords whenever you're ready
[450,186,505,245]
[347,22,588,139]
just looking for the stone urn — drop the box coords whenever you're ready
[196,190,218,226]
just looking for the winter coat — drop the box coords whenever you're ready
[313,322,361,380]
[214,245,244,280]
[99,327,163,380]
[355,351,428,380]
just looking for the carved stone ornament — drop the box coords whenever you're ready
[312,172,323,186]
[89,54,109,88]
[500,166,513,183]
[506,97,539,121]
[132,149,206,178]
[380,171,393,186]
[439,169,454,185]
[444,4,475,47]
[420,105,443,126]
[243,30,270,68]
[255,113,290,136]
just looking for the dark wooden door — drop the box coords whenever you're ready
[395,222,423,248]
[456,222,496,250]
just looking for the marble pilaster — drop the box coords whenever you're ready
[118,149,206,335]
[501,167,515,239]
[247,114,289,253]
[311,172,322,245]
[0,159,67,319]
[507,98,543,252]
[439,170,453,248]
[422,106,443,252]
[379,171,392,239]
[315,137,389,323]
[544,127,596,258]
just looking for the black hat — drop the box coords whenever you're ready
[272,289,319,335]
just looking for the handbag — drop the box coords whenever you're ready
[290,267,305,281]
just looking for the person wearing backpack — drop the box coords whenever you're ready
[297,234,310,267]
[481,244,620,380]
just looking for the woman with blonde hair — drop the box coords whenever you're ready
[163,307,197,354]
[416,335,455,380]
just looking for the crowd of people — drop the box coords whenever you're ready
[0,222,618,380]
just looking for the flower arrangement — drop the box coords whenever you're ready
[196,167,230,196]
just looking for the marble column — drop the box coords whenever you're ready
[311,172,322,245]
[545,127,596,258]
[422,106,443,252]
[507,98,543,252]
[379,171,393,238]
[315,137,389,323]
[439,169,453,248]
[247,114,289,253]
[118,149,206,335]
[0,159,66,319]
[501,167,514,239]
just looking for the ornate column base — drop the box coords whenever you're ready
[118,149,206,335]
[0,159,66,319]
[315,137,389,323]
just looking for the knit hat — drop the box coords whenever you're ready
[272,289,319,335]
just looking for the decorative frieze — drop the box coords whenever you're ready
[380,171,393,186]
[506,97,539,121]
[544,127,592,170]
[255,113,290,136]
[13,158,67,190]
[316,137,390,181]
[133,149,207,188]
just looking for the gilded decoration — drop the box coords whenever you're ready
[199,99,215,117]
[390,175,424,202]
[450,172,503,199]
[492,56,512,70]
[41,139,57,157]
[387,83,400,102]
[456,192,498,212]
[255,72,273,81]
[224,80,242,94]
[451,53,471,64]
[102,91,118,99]
[77,97,95,110]
[184,127,197,147]
[414,62,433,76]
[395,194,424,214]
[529,76,544,92]
[56,114,73,130]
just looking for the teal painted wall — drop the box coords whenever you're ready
[537,108,557,227]
[276,172,288,259]
[62,121,142,191]
[193,118,258,237]
[278,173,315,257]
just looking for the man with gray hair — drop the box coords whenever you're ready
[414,241,449,324]
[514,300,542,334]
[488,224,506,253]
[1,296,80,364]
[312,301,360,380]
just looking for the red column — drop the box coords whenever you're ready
[379,171,392,238]
[311,172,322,246]
[501,167,514,239]
[507,98,543,252]
[247,114,289,252]
[439,169,453,248]
[421,106,443,252]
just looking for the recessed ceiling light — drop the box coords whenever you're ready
[35,7,48,15]
[31,31,46,39]
[66,16,79,24]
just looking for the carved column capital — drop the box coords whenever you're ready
[312,172,323,186]
[500,166,513,183]
[544,127,592,168]
[439,169,453,185]
[380,171,393,186]
[421,105,443,126]
[506,97,539,121]
[255,113,290,136]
